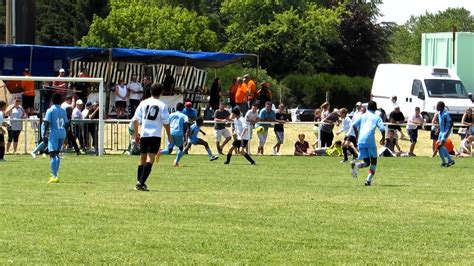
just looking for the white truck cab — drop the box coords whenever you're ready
[371,64,473,122]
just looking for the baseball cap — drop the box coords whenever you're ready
[185,101,192,107]
[394,104,400,109]
[59,68,65,73]
[356,101,362,106]
[76,99,83,105]
[23,68,30,73]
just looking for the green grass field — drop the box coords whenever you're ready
[0,154,472,264]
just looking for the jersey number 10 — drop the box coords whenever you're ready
[145,105,160,121]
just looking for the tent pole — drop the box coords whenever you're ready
[29,46,33,72]
[98,79,105,156]
[104,48,113,115]
[256,55,259,81]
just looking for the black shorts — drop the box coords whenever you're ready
[8,130,21,142]
[0,133,4,142]
[408,129,418,143]
[115,101,127,109]
[430,128,439,140]
[388,125,402,132]
[232,139,248,148]
[344,135,357,145]
[22,95,35,109]
[140,137,161,154]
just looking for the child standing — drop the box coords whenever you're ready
[406,107,424,156]
[272,104,288,155]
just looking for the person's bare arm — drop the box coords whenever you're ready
[164,123,171,144]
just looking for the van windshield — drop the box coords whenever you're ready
[424,79,469,99]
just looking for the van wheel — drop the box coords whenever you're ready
[422,113,431,131]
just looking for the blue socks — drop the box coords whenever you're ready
[50,156,60,177]
[176,149,185,163]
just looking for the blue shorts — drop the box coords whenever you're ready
[358,147,377,160]
[48,137,64,152]
[170,135,184,147]
[188,138,199,145]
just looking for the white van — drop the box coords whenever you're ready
[371,64,473,122]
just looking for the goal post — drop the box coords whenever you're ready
[0,75,106,156]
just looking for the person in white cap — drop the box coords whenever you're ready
[72,99,85,150]
[53,68,68,97]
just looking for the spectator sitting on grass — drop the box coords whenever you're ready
[459,135,473,157]
[433,138,457,157]
[294,134,313,156]
[378,129,403,157]
[313,140,343,157]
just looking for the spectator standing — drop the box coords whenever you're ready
[406,107,424,156]
[459,108,472,140]
[114,79,128,119]
[388,105,407,140]
[235,77,248,114]
[52,69,67,97]
[244,102,260,154]
[294,134,312,156]
[65,107,80,155]
[272,104,288,155]
[312,108,322,149]
[86,102,100,153]
[21,68,35,116]
[243,74,257,107]
[213,102,231,155]
[163,69,175,96]
[257,82,272,109]
[75,68,91,104]
[229,78,238,108]
[5,98,27,154]
[72,100,85,151]
[0,100,6,161]
[61,95,74,110]
[320,110,340,148]
[142,76,152,100]
[256,101,276,155]
[320,102,330,120]
[209,78,221,111]
[127,75,143,118]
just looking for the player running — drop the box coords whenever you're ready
[224,107,256,165]
[184,117,218,161]
[132,83,171,191]
[435,101,455,167]
[350,101,385,186]
[158,102,188,166]
[44,93,68,183]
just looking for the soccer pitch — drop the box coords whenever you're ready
[1,155,472,264]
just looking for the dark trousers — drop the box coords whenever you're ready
[87,123,98,151]
[129,99,141,118]
[320,130,334,148]
[67,124,80,154]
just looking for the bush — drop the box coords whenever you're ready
[281,73,372,109]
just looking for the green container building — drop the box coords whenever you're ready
[421,32,474,93]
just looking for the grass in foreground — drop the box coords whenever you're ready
[0,154,472,264]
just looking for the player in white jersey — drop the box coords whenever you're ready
[224,107,256,165]
[132,83,171,191]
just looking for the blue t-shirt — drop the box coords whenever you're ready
[45,104,68,139]
[257,108,276,129]
[169,111,188,136]
[188,123,200,143]
[182,108,197,121]
[352,110,385,148]
[438,110,452,140]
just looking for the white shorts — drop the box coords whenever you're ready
[258,129,268,147]
[215,128,231,142]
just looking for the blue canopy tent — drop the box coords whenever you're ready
[0,44,258,76]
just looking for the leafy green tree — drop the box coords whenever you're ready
[390,8,474,64]
[326,2,392,77]
[35,0,108,46]
[80,4,218,51]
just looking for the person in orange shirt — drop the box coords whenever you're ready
[235,77,248,114]
[21,68,36,116]
[243,74,256,107]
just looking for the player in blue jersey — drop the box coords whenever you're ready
[44,93,68,183]
[158,102,188,166]
[184,117,218,161]
[350,101,385,186]
[435,101,455,167]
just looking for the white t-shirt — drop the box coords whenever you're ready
[115,85,128,101]
[72,107,83,120]
[234,116,250,140]
[61,102,72,110]
[82,109,89,119]
[407,113,423,130]
[460,138,471,153]
[245,110,259,126]
[0,111,4,127]
[133,97,170,138]
[9,106,25,131]
[341,116,352,135]
[127,82,143,100]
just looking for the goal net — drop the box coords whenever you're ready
[0,75,106,156]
